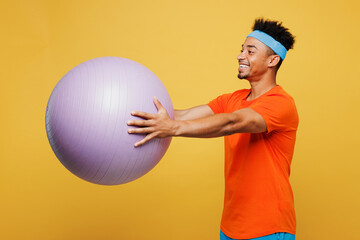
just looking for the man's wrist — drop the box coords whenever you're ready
[172,120,183,137]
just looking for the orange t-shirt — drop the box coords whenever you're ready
[208,85,299,239]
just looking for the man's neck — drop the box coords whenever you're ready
[246,76,277,101]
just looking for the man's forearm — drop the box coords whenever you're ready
[174,109,187,121]
[173,112,247,138]
[174,105,214,121]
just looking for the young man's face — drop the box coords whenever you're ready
[237,37,273,80]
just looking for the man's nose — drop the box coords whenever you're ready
[237,52,245,60]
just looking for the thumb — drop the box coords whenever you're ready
[153,96,165,112]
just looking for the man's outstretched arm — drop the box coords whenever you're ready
[174,105,214,121]
[127,97,267,147]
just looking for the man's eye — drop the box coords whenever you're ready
[249,51,254,54]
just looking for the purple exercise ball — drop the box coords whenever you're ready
[45,57,174,185]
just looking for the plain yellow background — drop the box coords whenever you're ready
[1,0,360,239]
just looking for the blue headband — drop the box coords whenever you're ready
[247,30,287,60]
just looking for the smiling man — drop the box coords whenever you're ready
[127,18,298,240]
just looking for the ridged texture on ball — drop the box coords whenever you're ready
[45,57,173,185]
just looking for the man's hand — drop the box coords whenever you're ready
[127,96,177,147]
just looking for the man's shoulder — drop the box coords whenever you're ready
[263,86,296,105]
[251,86,299,131]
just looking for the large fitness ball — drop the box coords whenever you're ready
[45,57,174,185]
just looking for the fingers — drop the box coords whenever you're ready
[134,132,157,147]
[131,111,156,119]
[131,97,166,118]
[127,119,154,127]
[128,98,167,147]
[153,96,164,111]
[127,126,155,134]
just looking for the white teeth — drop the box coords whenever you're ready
[239,65,249,68]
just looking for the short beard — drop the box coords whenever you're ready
[237,72,248,79]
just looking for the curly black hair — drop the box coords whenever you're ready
[252,18,295,51]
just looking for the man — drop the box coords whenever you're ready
[127,18,298,240]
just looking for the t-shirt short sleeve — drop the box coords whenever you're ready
[249,94,299,133]
[207,93,232,114]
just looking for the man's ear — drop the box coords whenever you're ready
[268,55,281,68]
